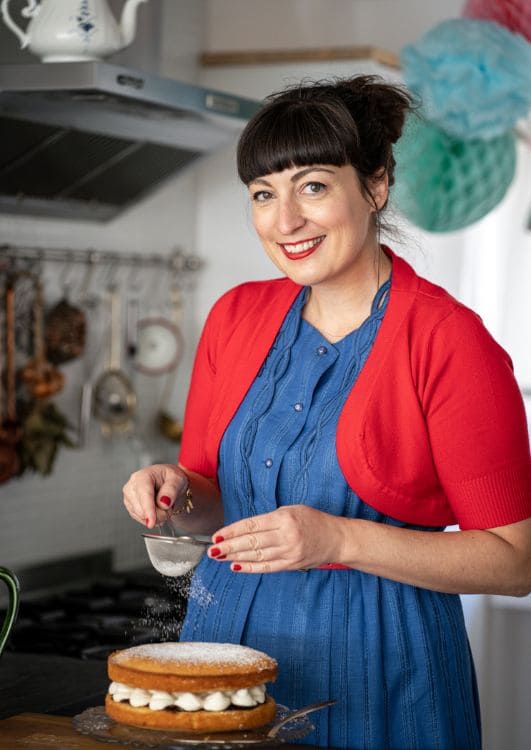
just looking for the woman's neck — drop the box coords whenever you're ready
[302,246,391,341]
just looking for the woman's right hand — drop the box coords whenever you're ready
[122,463,189,529]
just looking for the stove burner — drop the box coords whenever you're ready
[7,573,190,660]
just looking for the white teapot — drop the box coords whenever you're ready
[0,0,148,62]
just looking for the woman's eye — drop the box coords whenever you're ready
[303,181,326,195]
[252,190,273,202]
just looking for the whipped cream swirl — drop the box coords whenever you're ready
[109,681,266,712]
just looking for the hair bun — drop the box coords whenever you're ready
[341,75,413,145]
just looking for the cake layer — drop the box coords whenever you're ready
[105,692,277,732]
[108,642,278,692]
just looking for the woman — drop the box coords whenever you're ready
[123,76,531,749]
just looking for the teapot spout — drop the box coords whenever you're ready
[120,0,148,48]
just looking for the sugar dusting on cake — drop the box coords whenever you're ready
[113,642,276,667]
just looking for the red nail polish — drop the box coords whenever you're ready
[159,496,171,507]
[145,518,150,526]
[214,535,224,543]
[210,547,221,557]
[218,555,227,560]
[233,564,242,571]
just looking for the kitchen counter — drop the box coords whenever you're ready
[0,713,131,749]
[0,713,325,750]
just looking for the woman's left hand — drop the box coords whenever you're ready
[207,505,348,572]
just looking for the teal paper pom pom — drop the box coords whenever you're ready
[401,18,531,139]
[392,115,516,233]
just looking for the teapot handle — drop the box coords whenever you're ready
[0,566,20,658]
[0,0,35,49]
[21,0,40,17]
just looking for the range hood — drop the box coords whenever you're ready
[0,62,261,221]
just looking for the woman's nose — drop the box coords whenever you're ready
[277,198,305,235]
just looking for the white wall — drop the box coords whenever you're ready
[205,0,465,55]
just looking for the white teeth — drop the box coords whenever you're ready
[282,236,324,254]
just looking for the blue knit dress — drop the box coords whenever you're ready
[180,282,481,749]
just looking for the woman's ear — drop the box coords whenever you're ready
[369,168,389,211]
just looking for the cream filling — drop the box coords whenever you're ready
[280,235,325,254]
[108,680,266,712]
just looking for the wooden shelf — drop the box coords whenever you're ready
[200,46,401,70]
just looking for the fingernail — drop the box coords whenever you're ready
[159,496,171,507]
[210,547,221,557]
[218,555,227,560]
[214,535,224,543]
[145,517,150,526]
[233,564,242,572]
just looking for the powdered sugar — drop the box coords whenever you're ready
[113,642,276,668]
[153,560,196,576]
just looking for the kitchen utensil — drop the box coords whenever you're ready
[19,280,64,400]
[135,276,183,376]
[77,254,102,447]
[126,287,139,360]
[156,284,184,441]
[0,281,20,482]
[265,699,336,739]
[93,284,137,435]
[1,0,148,62]
[0,566,20,659]
[44,270,86,364]
[142,533,210,577]
[134,317,183,376]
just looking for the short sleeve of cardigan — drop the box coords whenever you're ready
[423,306,531,529]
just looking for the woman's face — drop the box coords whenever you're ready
[248,164,387,290]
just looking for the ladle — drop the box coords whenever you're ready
[93,284,137,435]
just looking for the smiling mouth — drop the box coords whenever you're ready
[279,235,325,259]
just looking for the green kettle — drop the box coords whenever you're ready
[0,566,20,658]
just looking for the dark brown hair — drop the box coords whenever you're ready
[237,75,414,213]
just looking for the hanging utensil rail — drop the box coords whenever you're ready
[0,245,203,274]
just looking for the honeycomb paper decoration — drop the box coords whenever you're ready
[401,18,531,139]
[392,115,517,233]
[463,0,531,42]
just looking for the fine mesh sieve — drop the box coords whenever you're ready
[142,533,210,577]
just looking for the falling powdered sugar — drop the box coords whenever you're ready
[188,575,214,609]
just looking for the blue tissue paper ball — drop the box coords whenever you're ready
[401,18,531,139]
[392,114,516,232]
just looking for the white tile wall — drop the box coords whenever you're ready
[0,0,207,575]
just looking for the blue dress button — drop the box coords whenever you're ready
[293,402,304,412]
[264,458,273,468]
[316,345,328,355]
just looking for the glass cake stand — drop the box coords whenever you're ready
[73,700,335,749]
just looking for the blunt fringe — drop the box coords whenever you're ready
[237,75,415,213]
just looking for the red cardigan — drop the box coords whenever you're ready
[179,250,531,530]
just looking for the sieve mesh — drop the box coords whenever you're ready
[142,534,209,577]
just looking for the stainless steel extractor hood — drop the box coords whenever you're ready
[0,62,261,221]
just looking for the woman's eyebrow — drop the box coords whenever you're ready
[290,167,335,182]
[250,167,336,188]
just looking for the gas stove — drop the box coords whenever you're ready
[7,566,190,661]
